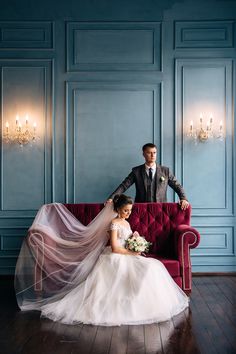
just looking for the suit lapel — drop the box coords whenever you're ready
[141,164,148,192]
[155,164,162,184]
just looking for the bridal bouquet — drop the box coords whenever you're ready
[126,231,152,253]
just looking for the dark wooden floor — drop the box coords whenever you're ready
[0,276,236,354]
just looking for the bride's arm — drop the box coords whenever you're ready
[110,228,140,256]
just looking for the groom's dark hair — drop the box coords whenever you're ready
[142,143,157,152]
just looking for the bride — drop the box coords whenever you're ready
[15,194,189,326]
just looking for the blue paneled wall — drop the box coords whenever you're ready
[0,0,235,273]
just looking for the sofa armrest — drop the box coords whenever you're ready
[28,225,58,292]
[28,229,45,292]
[173,224,200,292]
[174,224,200,258]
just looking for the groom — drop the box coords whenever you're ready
[107,143,189,210]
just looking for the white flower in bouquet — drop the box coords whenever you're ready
[126,231,152,253]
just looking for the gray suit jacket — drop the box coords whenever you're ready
[108,164,187,202]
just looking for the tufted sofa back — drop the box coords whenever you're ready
[64,203,191,258]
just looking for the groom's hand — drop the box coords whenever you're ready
[179,199,189,210]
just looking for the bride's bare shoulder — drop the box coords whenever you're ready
[111,217,120,224]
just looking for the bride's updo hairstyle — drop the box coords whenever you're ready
[113,194,133,212]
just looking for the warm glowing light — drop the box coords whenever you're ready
[3,114,39,146]
[188,113,224,143]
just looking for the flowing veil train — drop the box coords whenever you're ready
[15,203,116,311]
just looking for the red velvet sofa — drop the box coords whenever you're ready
[64,202,200,295]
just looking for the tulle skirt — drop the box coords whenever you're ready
[41,246,189,326]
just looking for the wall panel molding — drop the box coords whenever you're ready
[0,59,53,217]
[191,227,236,271]
[0,21,54,49]
[67,22,161,72]
[191,226,234,257]
[0,227,28,274]
[1,236,24,251]
[66,81,162,202]
[175,20,234,49]
[175,58,234,217]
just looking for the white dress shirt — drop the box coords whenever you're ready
[145,163,156,179]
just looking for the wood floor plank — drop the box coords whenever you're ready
[194,277,236,352]
[1,276,236,354]
[144,323,163,354]
[190,281,221,354]
[229,275,236,284]
[127,325,145,354]
[37,321,83,354]
[90,325,113,354]
[17,315,58,354]
[189,301,216,354]
[171,310,201,354]
[3,312,43,353]
[0,285,19,339]
[159,319,176,354]
[56,323,84,354]
[206,277,236,324]
[71,324,98,354]
[217,276,236,299]
[210,277,236,307]
[0,310,18,341]
[109,325,129,354]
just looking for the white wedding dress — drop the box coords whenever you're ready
[41,222,189,326]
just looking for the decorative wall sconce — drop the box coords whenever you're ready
[3,114,39,147]
[188,113,224,143]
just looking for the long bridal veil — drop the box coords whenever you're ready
[15,203,116,311]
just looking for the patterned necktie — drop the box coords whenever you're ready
[149,168,153,181]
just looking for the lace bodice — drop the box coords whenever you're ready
[110,222,133,248]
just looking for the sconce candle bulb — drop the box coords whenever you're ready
[188,113,224,143]
[3,114,39,147]
[200,113,203,123]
